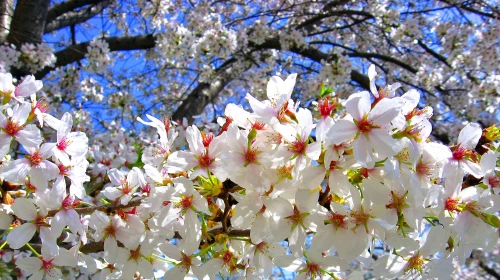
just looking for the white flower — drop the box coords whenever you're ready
[327,91,404,168]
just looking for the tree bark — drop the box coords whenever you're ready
[0,0,13,44]
[171,58,240,124]
[6,0,50,46]
[44,0,110,33]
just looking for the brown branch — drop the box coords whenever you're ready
[46,198,142,217]
[44,0,110,33]
[417,39,452,68]
[171,57,243,123]
[34,34,156,79]
[347,51,418,74]
[46,0,106,23]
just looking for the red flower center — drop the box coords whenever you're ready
[5,120,22,136]
[180,196,193,209]
[329,213,348,230]
[57,138,70,151]
[357,118,374,133]
[444,197,461,212]
[28,152,43,166]
[488,176,500,189]
[453,144,467,161]
[289,140,306,155]
[198,152,212,167]
[41,258,54,273]
[244,148,258,164]
[58,164,70,176]
[306,262,321,277]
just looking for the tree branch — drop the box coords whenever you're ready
[46,198,142,217]
[35,34,156,79]
[171,58,242,123]
[417,39,452,68]
[46,0,106,23]
[44,0,110,33]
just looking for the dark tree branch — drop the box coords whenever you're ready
[46,0,107,23]
[171,58,242,123]
[252,37,371,90]
[295,10,374,31]
[417,39,452,68]
[35,34,156,79]
[44,0,110,33]
[347,51,418,73]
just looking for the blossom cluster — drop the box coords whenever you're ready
[84,38,113,73]
[0,67,499,280]
[0,43,56,73]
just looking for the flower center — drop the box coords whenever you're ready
[180,196,193,210]
[129,247,141,262]
[28,152,43,166]
[416,161,432,177]
[444,197,461,212]
[180,252,192,269]
[328,213,348,230]
[289,140,306,155]
[4,120,22,136]
[285,205,308,229]
[488,176,500,189]
[385,190,409,215]
[222,250,234,265]
[244,148,258,165]
[318,97,336,118]
[351,211,370,227]
[104,224,116,238]
[255,241,269,253]
[198,152,212,167]
[405,254,424,273]
[41,258,54,273]
[57,137,71,151]
[61,195,79,209]
[452,145,468,161]
[58,164,70,176]
[305,262,321,277]
[357,117,374,133]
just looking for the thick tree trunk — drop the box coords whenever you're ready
[6,0,50,46]
[0,0,13,43]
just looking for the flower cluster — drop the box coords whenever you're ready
[0,67,499,279]
[0,43,56,73]
[84,38,113,73]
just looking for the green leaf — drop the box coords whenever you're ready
[320,83,334,97]
[247,128,257,148]
[470,209,500,228]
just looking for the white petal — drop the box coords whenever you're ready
[12,198,37,221]
[327,119,357,145]
[458,123,482,149]
[7,223,36,249]
[353,134,374,168]
[368,65,378,97]
[16,256,42,272]
[368,98,402,125]
[159,242,182,260]
[345,91,371,121]
[0,211,13,229]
